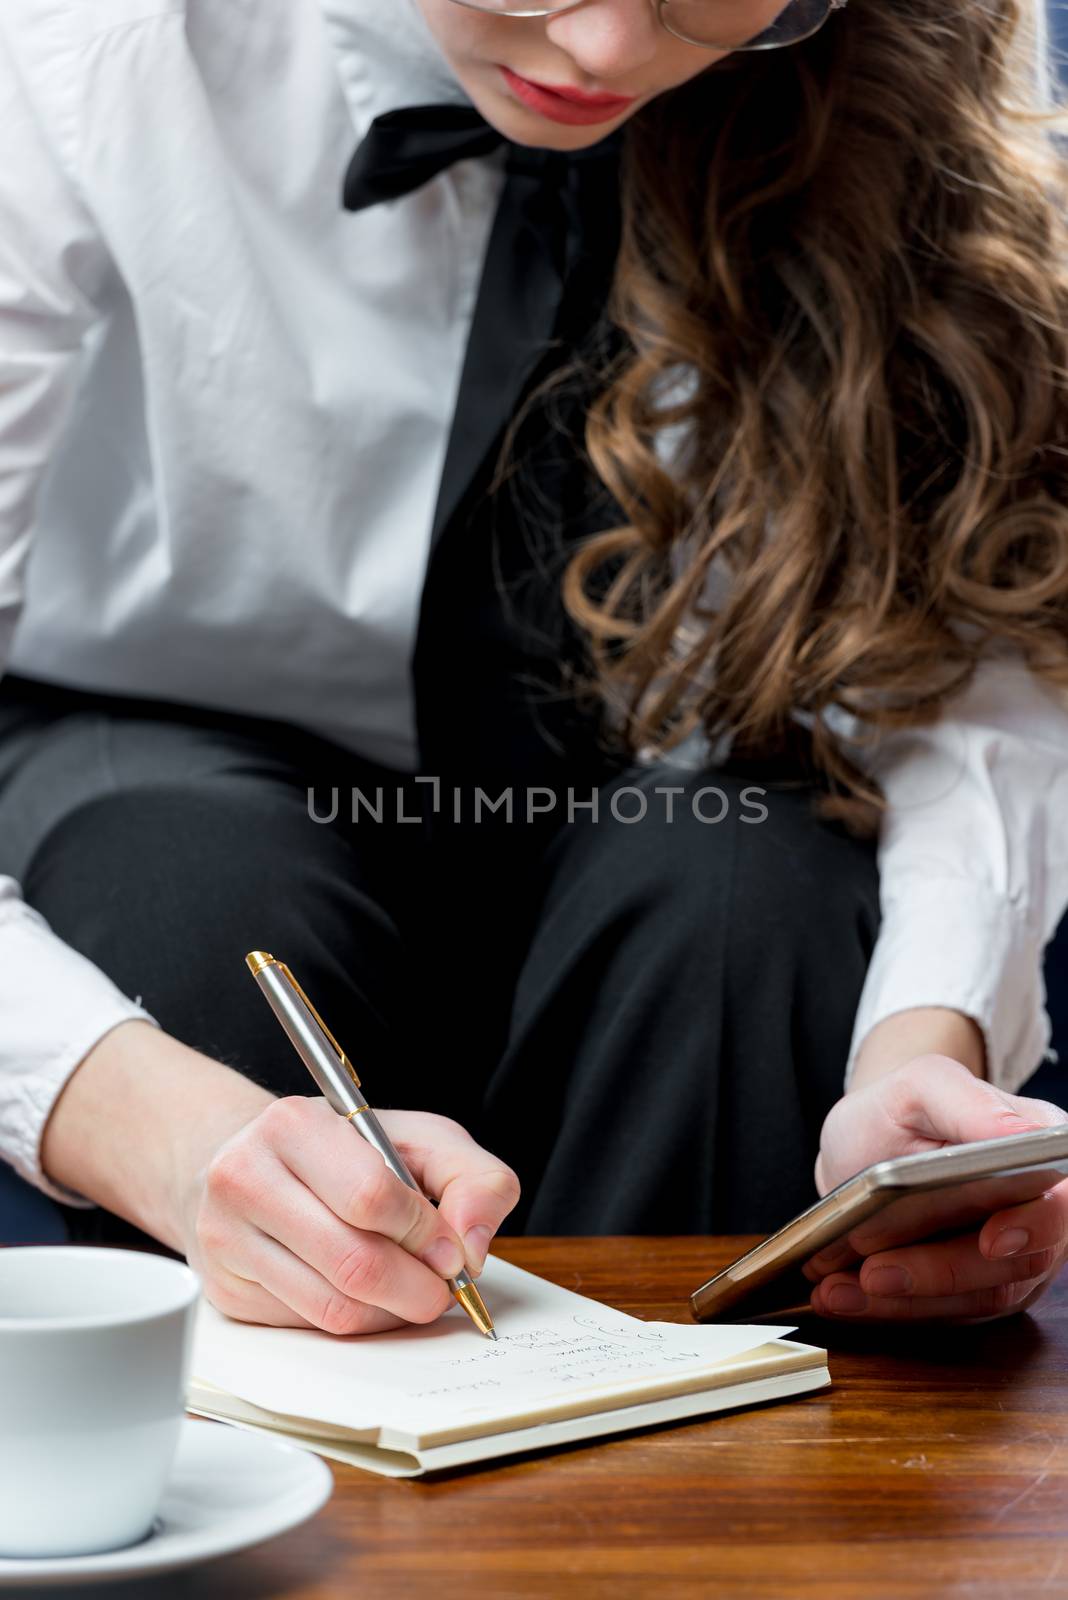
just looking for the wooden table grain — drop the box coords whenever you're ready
[18,1237,1068,1600]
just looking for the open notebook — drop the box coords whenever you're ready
[187,1256,828,1477]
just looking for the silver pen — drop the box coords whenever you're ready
[245,950,496,1340]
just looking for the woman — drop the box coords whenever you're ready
[1,0,1067,1332]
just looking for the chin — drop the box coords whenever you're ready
[501,120,620,151]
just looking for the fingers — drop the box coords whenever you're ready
[207,1229,408,1335]
[269,1100,521,1278]
[809,1057,1068,1326]
[374,1110,522,1275]
[204,1106,458,1327]
[803,1233,864,1282]
[234,1153,455,1326]
[810,1265,1047,1323]
[807,1226,1056,1298]
[204,1270,320,1330]
[881,1056,1061,1149]
[803,1179,1068,1322]
[858,1233,1060,1300]
[193,1097,521,1334]
[978,1181,1068,1266]
[262,1099,466,1278]
[813,1178,1055,1269]
[247,1171,454,1331]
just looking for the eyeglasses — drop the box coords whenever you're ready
[447,0,848,53]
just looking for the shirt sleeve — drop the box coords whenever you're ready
[0,19,160,1207]
[841,648,1068,1095]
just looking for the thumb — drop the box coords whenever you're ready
[437,1164,521,1276]
[381,1113,521,1276]
[891,1054,1059,1147]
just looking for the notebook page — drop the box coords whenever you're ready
[191,1255,795,1440]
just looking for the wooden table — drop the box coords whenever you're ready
[21,1238,1068,1600]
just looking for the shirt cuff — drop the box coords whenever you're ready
[844,875,1051,1097]
[10,1006,162,1207]
[0,894,162,1207]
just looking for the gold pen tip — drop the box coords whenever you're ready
[245,950,275,976]
[453,1279,496,1341]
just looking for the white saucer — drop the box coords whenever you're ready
[0,1417,333,1588]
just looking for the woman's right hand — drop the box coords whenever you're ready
[179,1096,521,1334]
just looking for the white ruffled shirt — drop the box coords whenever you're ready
[0,0,1065,1207]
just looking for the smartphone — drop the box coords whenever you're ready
[689,1125,1068,1323]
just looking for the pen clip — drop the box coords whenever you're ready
[274,960,361,1090]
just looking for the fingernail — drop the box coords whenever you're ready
[865,1266,911,1296]
[423,1237,464,1279]
[825,1282,867,1314]
[464,1225,492,1275]
[990,1227,1030,1259]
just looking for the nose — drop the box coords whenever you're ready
[542,0,663,82]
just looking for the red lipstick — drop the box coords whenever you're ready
[499,66,635,126]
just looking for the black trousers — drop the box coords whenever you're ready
[0,672,880,1243]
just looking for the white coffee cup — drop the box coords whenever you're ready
[0,1245,201,1558]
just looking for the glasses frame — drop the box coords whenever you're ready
[446,0,848,54]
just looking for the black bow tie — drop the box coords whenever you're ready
[343,102,507,212]
[342,102,623,551]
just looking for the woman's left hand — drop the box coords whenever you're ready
[806,1055,1068,1323]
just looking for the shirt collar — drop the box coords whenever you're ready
[319,0,474,139]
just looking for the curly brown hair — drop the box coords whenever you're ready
[501,0,1068,833]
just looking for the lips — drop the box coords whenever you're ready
[499,66,635,127]
[533,82,635,107]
